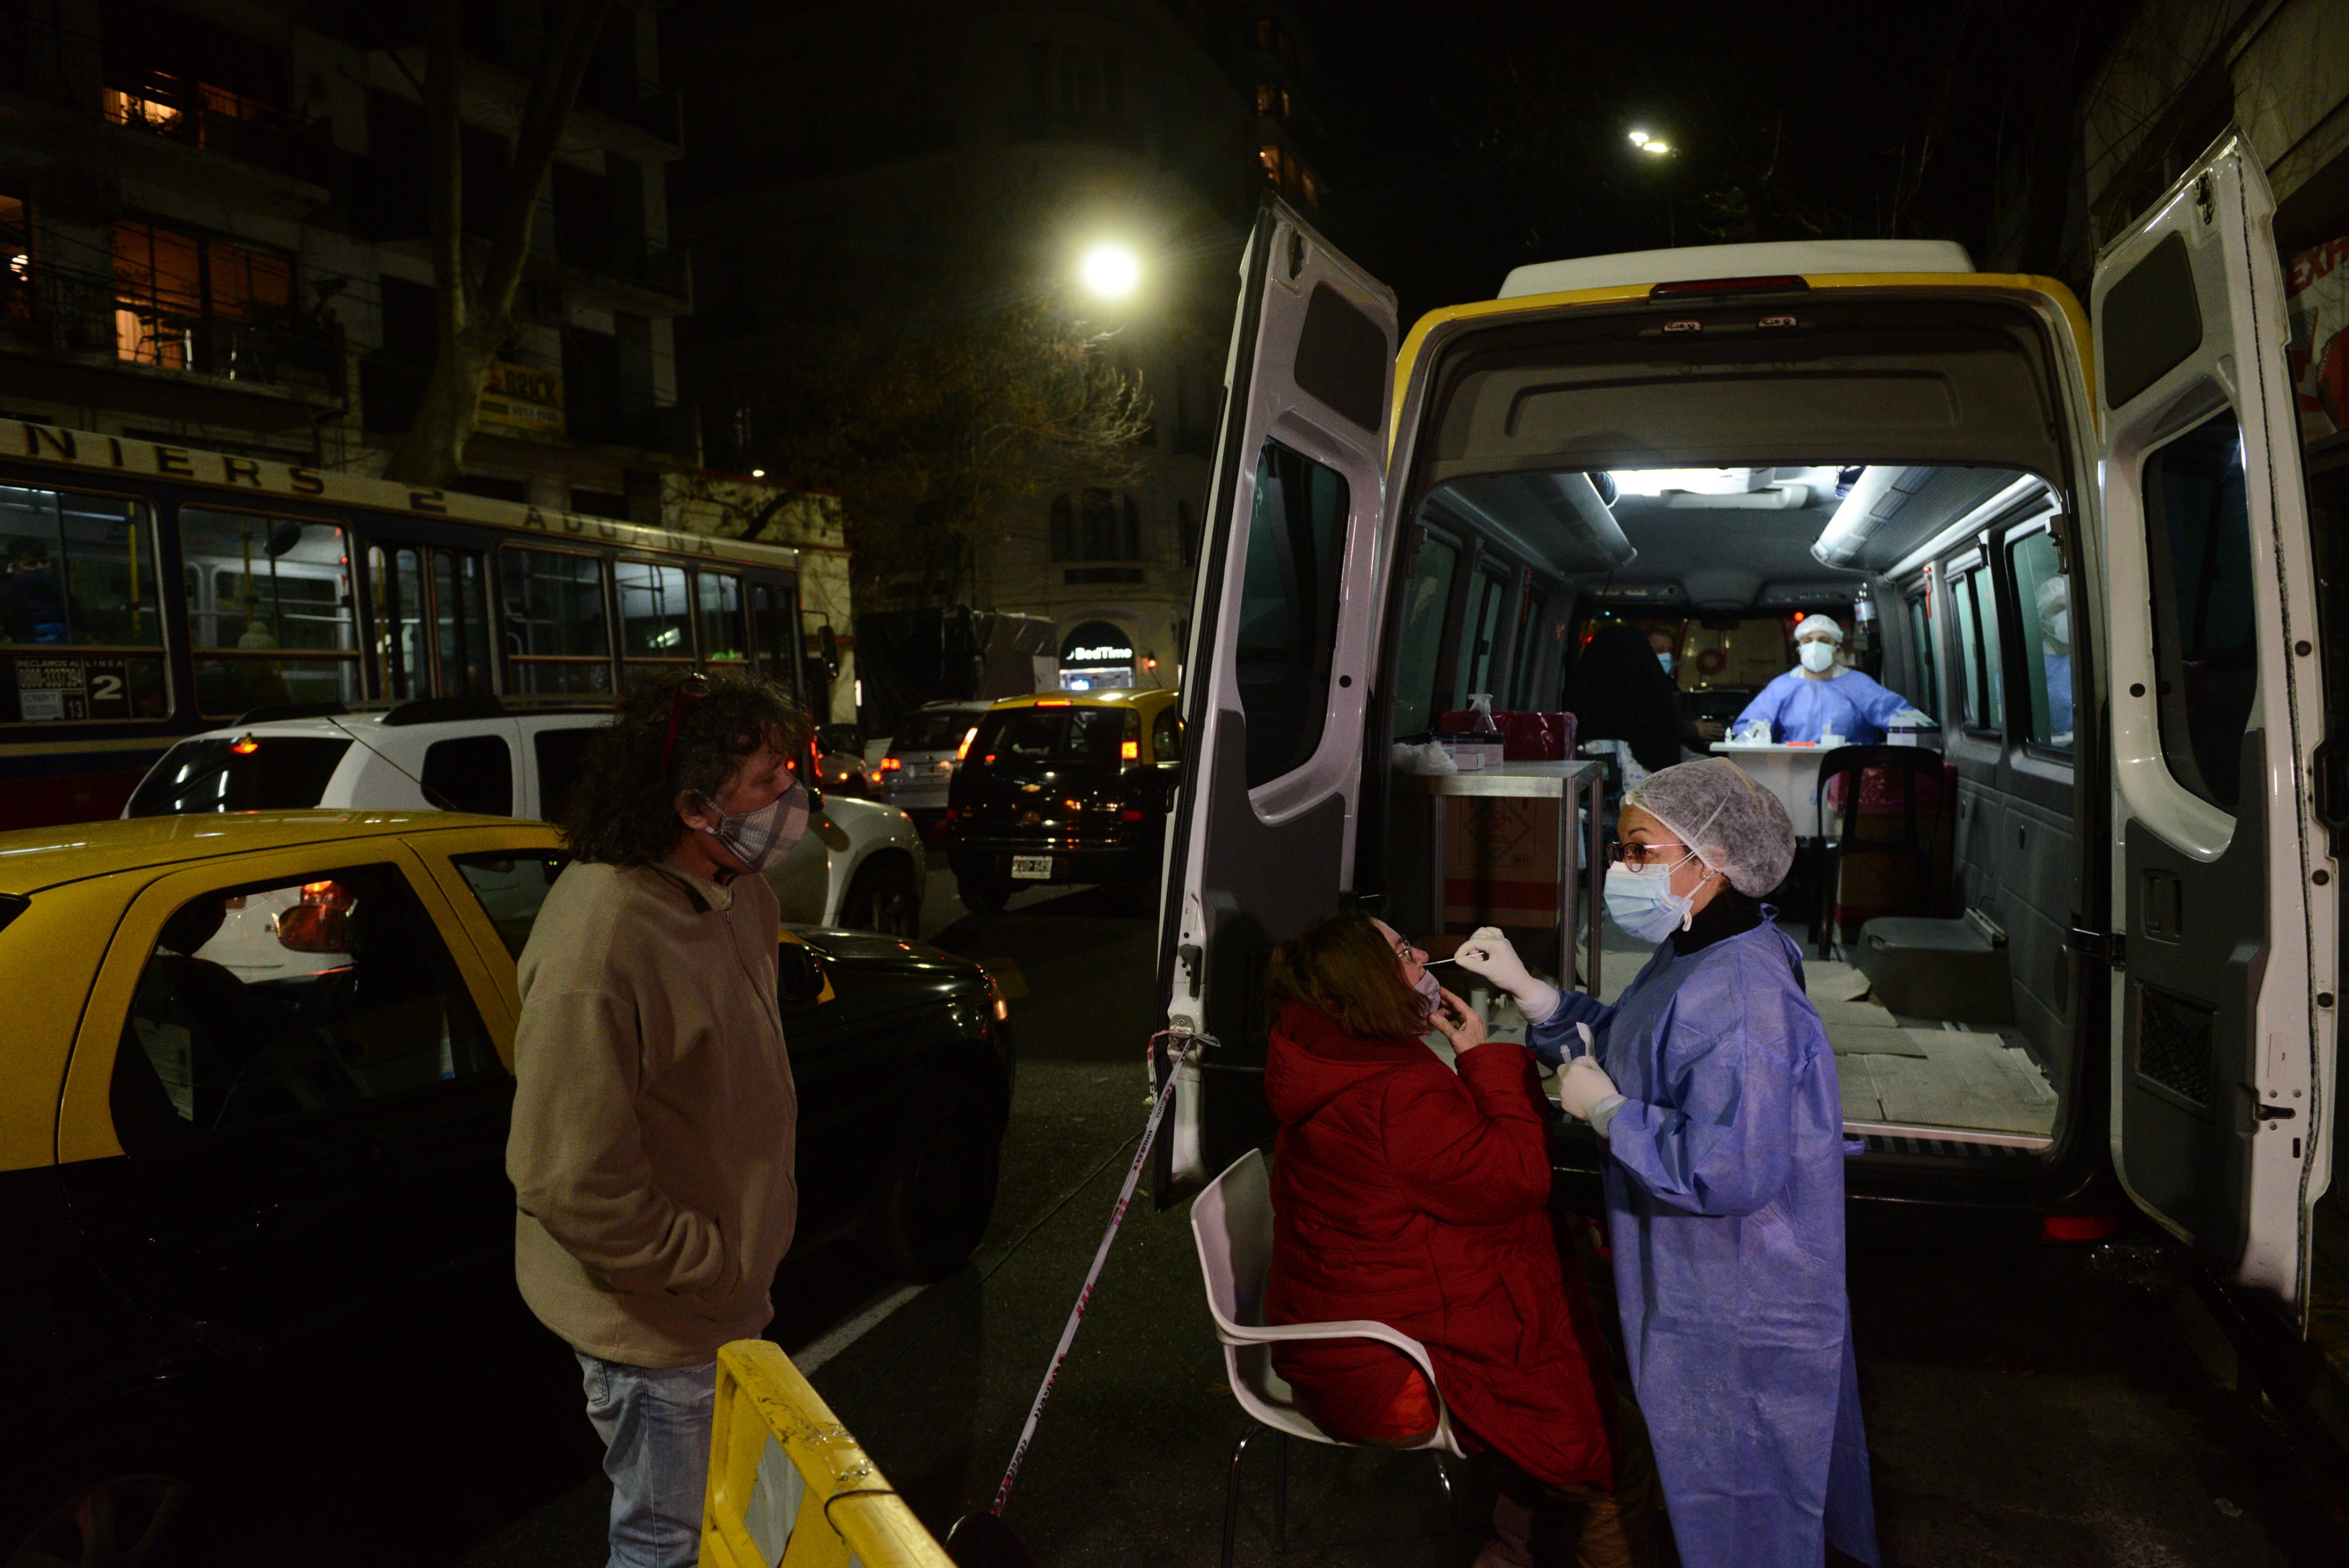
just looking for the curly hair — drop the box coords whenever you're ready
[560,667,812,866]
[1263,911,1428,1044]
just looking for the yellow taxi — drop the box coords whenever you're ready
[0,810,1012,1562]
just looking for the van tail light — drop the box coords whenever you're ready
[879,756,901,772]
[2041,1214,2121,1243]
[1120,740,1139,761]
[956,727,977,761]
[944,806,958,822]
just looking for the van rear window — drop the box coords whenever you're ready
[896,709,981,752]
[125,736,351,816]
[968,706,1135,766]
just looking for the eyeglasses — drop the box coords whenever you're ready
[659,674,712,778]
[1606,839,1692,870]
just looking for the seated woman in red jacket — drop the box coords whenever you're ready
[1263,913,1641,1567]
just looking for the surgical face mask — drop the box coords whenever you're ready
[1605,855,1707,943]
[1656,652,1674,672]
[2047,609,2070,647]
[1412,965,1442,1021]
[1798,641,1837,674]
[702,780,808,874]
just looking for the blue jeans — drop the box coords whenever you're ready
[577,1352,718,1568]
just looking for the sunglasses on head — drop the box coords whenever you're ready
[659,674,712,778]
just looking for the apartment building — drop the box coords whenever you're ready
[0,0,692,518]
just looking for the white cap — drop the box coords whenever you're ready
[1794,614,1843,644]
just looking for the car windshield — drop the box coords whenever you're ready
[897,709,981,752]
[969,706,1130,765]
[124,736,352,815]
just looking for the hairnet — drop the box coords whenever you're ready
[1624,756,1796,895]
[1793,614,1843,644]
[2035,574,2069,635]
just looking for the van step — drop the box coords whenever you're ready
[1854,915,2015,1025]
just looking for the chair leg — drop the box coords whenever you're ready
[1429,1451,1463,1565]
[1223,1425,1258,1568]
[1273,1429,1289,1553]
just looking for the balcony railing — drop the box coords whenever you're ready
[1,259,344,401]
[561,238,691,301]
[102,72,335,187]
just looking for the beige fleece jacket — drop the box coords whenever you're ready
[506,859,796,1368]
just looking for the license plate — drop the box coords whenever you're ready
[1010,854,1054,880]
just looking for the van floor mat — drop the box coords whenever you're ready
[1803,959,1876,1004]
[1826,1023,1931,1059]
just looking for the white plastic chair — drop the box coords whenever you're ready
[1191,1148,1466,1567]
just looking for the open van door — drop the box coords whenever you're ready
[1157,197,1399,1189]
[2092,130,2336,1320]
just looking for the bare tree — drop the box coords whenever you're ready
[706,294,1152,608]
[385,0,613,486]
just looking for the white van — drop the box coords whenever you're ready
[123,696,928,934]
[1159,130,2344,1348]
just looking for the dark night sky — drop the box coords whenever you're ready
[1287,1,2139,321]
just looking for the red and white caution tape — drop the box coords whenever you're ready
[988,1031,1190,1516]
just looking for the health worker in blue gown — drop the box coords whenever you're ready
[1734,614,1908,744]
[1453,758,1878,1568]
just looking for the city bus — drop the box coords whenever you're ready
[1160,129,2348,1372]
[0,422,807,829]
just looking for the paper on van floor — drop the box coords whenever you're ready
[1803,960,1876,1004]
[1867,1031,2057,1136]
[1825,1023,1930,1059]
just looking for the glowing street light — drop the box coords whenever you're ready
[1627,129,1673,156]
[1078,241,1142,301]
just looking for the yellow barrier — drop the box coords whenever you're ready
[700,1338,957,1568]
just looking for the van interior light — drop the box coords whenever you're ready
[1610,468,1755,497]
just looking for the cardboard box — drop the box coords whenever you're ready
[1441,796,1563,926]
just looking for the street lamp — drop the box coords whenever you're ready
[1627,129,1674,157]
[1078,241,1142,301]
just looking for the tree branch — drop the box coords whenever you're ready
[478,0,613,324]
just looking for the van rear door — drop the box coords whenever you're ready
[1158,197,1398,1187]
[2092,129,2334,1320]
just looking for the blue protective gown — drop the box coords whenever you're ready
[1532,921,1878,1568]
[1735,668,1906,744]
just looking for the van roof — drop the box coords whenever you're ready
[1497,239,1977,300]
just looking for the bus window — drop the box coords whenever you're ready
[0,485,169,722]
[369,544,427,699]
[2006,530,2072,751]
[751,581,799,694]
[433,550,492,696]
[181,509,360,719]
[2142,409,2257,812]
[1390,534,1459,736]
[615,560,691,687]
[502,547,611,696]
[1507,589,1549,708]
[1236,439,1348,786]
[1905,591,1938,722]
[696,571,747,665]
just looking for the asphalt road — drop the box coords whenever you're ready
[359,865,2347,1567]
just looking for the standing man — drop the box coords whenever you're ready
[507,668,812,1568]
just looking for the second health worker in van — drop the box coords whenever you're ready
[1732,614,1915,744]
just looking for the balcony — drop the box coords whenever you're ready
[553,237,692,311]
[0,258,344,404]
[102,72,335,188]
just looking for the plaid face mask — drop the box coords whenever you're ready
[704,779,809,873]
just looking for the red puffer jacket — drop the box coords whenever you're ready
[1263,1001,1614,1489]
